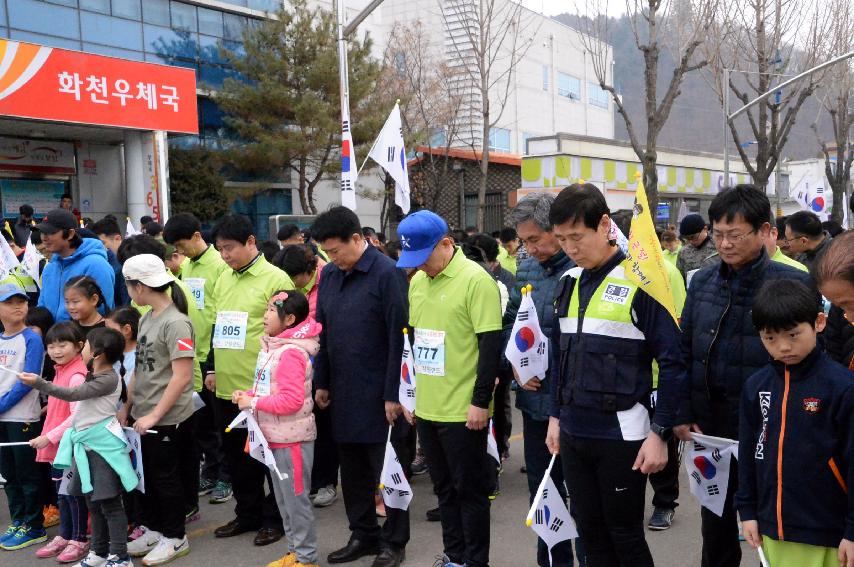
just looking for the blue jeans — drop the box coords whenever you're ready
[522,412,579,567]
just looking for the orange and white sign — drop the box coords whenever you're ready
[0,39,198,134]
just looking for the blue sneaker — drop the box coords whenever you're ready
[1,524,47,550]
[0,522,22,546]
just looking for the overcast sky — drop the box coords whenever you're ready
[518,0,626,17]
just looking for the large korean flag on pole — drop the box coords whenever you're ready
[379,428,412,510]
[399,329,417,413]
[526,454,577,566]
[505,285,548,384]
[367,102,411,213]
[685,433,739,517]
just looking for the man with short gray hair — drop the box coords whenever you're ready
[502,192,580,566]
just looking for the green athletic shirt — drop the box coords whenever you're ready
[211,255,293,400]
[408,249,502,422]
[772,246,808,273]
[178,246,228,366]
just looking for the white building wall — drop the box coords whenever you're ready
[74,142,126,220]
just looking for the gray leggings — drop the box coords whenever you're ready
[85,494,128,558]
[270,443,317,564]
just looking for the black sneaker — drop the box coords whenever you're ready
[425,507,440,522]
[648,507,675,531]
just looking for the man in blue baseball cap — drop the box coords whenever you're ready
[395,211,450,269]
[398,210,502,567]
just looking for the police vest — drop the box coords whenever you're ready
[557,262,652,413]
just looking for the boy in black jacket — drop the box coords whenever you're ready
[736,279,854,567]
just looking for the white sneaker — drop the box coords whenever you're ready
[312,485,337,507]
[74,551,108,567]
[141,536,189,566]
[127,527,162,557]
[106,556,134,567]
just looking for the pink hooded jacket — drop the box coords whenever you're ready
[247,317,322,493]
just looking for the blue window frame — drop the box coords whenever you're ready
[488,127,511,152]
[588,82,610,108]
[557,72,580,100]
[81,12,143,51]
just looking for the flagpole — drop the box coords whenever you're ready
[378,425,393,490]
[757,547,770,567]
[337,0,357,210]
[526,453,557,526]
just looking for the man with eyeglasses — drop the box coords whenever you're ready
[676,213,718,282]
[674,185,813,567]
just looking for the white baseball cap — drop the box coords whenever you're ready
[122,254,174,288]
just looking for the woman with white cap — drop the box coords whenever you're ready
[120,254,196,567]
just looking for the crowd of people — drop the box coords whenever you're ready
[0,183,851,567]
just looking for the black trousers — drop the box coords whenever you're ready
[311,404,339,491]
[649,436,681,510]
[418,420,491,567]
[196,387,229,483]
[560,434,652,567]
[140,417,194,539]
[180,412,199,514]
[216,398,282,530]
[522,413,575,567]
[700,397,741,567]
[337,440,409,550]
[0,421,43,529]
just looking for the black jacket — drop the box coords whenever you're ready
[735,348,854,547]
[679,248,813,438]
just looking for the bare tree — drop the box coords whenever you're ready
[812,0,853,225]
[373,21,466,230]
[442,0,537,230]
[576,0,721,211]
[705,0,831,193]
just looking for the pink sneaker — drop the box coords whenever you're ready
[128,526,146,541]
[56,540,89,564]
[35,536,68,558]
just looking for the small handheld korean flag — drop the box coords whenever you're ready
[225,410,251,432]
[246,414,288,480]
[685,433,739,517]
[126,217,141,237]
[526,454,577,566]
[505,285,549,384]
[379,427,413,510]
[21,238,43,287]
[0,229,20,278]
[486,419,500,464]
[399,329,417,413]
[123,427,145,493]
[367,102,411,213]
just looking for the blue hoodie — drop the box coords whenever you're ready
[38,238,116,322]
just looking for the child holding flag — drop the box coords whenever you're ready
[736,279,854,567]
[232,290,321,567]
[20,327,137,567]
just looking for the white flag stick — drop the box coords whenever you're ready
[0,365,23,377]
[757,547,770,567]
[0,442,32,446]
[378,425,393,489]
[526,453,557,526]
[225,410,251,432]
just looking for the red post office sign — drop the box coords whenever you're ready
[0,39,198,134]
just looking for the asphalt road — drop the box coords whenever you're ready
[1,412,753,566]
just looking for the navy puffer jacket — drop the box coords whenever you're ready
[502,250,574,421]
[679,248,814,438]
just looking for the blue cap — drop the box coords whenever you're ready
[396,210,449,269]
[0,283,28,302]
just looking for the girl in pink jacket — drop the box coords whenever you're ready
[233,290,321,567]
[31,322,90,563]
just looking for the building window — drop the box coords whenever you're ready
[541,65,549,91]
[111,0,141,20]
[488,127,511,152]
[430,128,446,147]
[557,72,580,100]
[80,0,110,13]
[588,82,610,108]
[170,1,197,32]
[142,0,170,26]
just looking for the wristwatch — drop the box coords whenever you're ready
[650,423,673,442]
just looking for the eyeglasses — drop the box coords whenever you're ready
[711,229,757,244]
[781,235,805,246]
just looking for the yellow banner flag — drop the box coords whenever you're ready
[625,176,678,324]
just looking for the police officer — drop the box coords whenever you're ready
[545,184,687,566]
